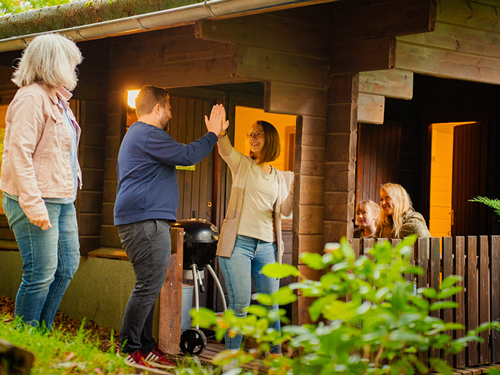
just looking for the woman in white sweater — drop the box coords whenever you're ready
[217,120,294,354]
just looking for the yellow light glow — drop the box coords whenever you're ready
[127,90,140,108]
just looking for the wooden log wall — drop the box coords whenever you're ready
[353,236,500,368]
[100,26,246,248]
[74,39,109,255]
[196,9,331,325]
[0,41,108,256]
[396,0,500,85]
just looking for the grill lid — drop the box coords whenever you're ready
[171,219,219,243]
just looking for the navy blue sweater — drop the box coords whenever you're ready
[114,122,218,225]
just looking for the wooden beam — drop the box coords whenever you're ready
[232,44,328,88]
[195,15,329,57]
[109,56,248,91]
[331,0,436,42]
[358,93,385,125]
[298,175,325,205]
[264,81,327,116]
[395,40,500,85]
[398,22,500,60]
[437,0,500,32]
[359,69,413,100]
[330,37,396,74]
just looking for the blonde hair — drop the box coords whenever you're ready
[379,183,413,238]
[356,200,381,227]
[12,33,83,91]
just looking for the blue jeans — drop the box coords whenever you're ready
[3,195,80,329]
[117,219,171,354]
[218,235,281,353]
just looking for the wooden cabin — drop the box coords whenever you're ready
[0,0,499,360]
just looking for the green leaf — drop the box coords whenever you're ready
[408,294,430,310]
[190,307,217,328]
[272,287,297,305]
[437,286,463,299]
[300,252,327,270]
[443,322,465,331]
[440,275,463,290]
[245,305,269,318]
[339,237,355,261]
[419,287,437,299]
[389,331,426,345]
[254,293,274,306]
[430,301,459,311]
[262,263,299,278]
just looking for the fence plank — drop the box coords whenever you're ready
[491,236,500,363]
[430,237,441,360]
[442,237,454,366]
[455,236,466,368]
[352,238,360,259]
[417,237,429,365]
[479,236,490,364]
[417,238,429,289]
[363,238,374,257]
[467,236,479,366]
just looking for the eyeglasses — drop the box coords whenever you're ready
[247,132,265,139]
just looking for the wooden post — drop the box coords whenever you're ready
[158,227,184,355]
[0,339,34,375]
[323,73,359,244]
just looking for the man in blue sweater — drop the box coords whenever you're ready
[114,86,228,369]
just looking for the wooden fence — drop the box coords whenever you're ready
[352,236,500,369]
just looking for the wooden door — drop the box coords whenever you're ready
[356,120,402,206]
[451,122,488,236]
[169,94,218,222]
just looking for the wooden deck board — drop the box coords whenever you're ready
[177,340,268,373]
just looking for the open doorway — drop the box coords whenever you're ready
[429,120,488,237]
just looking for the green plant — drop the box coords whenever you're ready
[470,196,500,218]
[175,357,222,375]
[0,315,134,375]
[193,236,499,375]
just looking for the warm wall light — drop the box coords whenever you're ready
[127,90,140,108]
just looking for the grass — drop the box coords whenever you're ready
[0,296,223,374]
[0,314,135,375]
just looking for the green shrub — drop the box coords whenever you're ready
[470,196,500,219]
[193,236,500,375]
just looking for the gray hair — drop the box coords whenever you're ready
[12,33,83,91]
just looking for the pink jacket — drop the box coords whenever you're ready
[0,83,82,219]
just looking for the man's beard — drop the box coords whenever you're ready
[161,116,171,132]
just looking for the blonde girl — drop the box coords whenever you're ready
[354,200,380,239]
[376,183,431,240]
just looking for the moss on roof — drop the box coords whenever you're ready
[0,0,203,39]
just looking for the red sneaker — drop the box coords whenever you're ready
[143,346,176,369]
[125,350,154,368]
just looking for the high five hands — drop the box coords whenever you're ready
[205,104,229,136]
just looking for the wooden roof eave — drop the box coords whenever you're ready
[0,0,333,53]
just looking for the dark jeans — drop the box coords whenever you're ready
[117,219,171,354]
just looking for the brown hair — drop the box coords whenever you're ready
[135,85,169,118]
[249,120,280,163]
[356,200,381,227]
[379,183,413,238]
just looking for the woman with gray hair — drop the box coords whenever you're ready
[0,33,83,329]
